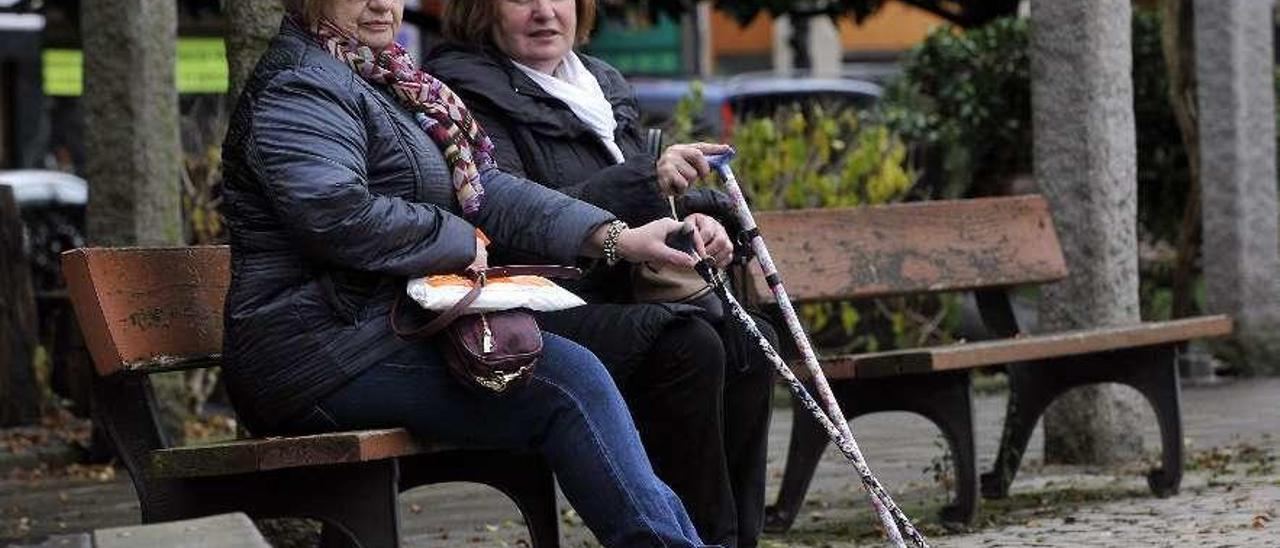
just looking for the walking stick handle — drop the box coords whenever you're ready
[664,221,698,256]
[705,149,738,171]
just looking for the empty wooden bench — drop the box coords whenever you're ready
[62,246,560,548]
[755,195,1232,530]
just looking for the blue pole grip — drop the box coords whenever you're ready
[705,148,737,173]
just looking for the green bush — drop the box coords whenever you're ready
[884,10,1191,251]
[730,105,914,210]
[880,17,1032,198]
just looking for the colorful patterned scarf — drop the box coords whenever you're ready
[308,17,494,218]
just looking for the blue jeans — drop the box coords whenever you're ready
[281,332,713,548]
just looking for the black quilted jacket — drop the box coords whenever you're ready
[218,19,613,431]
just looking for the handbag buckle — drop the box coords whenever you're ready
[475,362,535,393]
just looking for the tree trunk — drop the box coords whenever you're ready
[1195,0,1280,375]
[1031,0,1146,464]
[0,188,41,426]
[82,0,183,246]
[82,0,188,442]
[225,0,284,108]
[1161,0,1202,321]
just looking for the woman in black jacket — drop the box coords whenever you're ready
[220,0,718,545]
[427,2,777,547]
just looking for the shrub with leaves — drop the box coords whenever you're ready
[879,17,1031,198]
[731,105,914,210]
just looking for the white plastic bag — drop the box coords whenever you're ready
[406,274,585,313]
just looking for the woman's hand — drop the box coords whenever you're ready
[687,213,733,268]
[582,218,697,268]
[656,142,732,197]
[618,218,699,268]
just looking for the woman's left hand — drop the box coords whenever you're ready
[687,213,734,268]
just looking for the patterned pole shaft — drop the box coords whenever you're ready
[705,151,927,547]
[700,266,929,547]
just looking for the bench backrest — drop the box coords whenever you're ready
[61,246,229,377]
[750,195,1068,303]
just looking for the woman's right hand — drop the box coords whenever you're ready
[656,142,732,197]
[616,218,700,269]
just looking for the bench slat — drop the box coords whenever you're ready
[816,315,1233,379]
[750,195,1069,303]
[148,428,439,478]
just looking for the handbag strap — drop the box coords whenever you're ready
[391,275,484,340]
[481,265,583,280]
[390,265,583,340]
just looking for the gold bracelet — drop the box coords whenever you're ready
[603,220,628,266]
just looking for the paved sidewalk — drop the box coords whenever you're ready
[3,377,1278,547]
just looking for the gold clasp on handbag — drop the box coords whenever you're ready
[475,362,535,393]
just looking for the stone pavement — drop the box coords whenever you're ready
[2,377,1278,547]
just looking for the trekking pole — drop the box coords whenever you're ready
[695,150,929,547]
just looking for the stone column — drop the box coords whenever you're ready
[82,0,182,247]
[1031,0,1145,463]
[772,13,841,76]
[1195,0,1280,376]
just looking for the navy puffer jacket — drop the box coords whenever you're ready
[219,19,613,431]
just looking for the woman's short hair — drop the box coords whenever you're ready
[443,0,597,48]
[280,0,322,26]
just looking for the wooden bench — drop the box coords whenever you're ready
[61,246,561,548]
[753,195,1233,530]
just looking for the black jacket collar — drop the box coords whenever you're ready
[424,42,640,140]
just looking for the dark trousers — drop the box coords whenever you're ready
[540,305,777,548]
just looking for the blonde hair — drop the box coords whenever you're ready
[280,0,323,26]
[443,0,597,48]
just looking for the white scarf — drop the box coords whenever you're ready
[512,52,626,164]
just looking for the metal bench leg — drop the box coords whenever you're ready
[768,371,980,529]
[140,461,402,548]
[1122,345,1183,496]
[483,456,560,548]
[764,393,830,533]
[981,365,1058,499]
[399,451,560,548]
[912,371,977,526]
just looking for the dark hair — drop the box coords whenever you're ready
[443,0,596,48]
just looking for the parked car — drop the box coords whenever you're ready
[630,72,883,139]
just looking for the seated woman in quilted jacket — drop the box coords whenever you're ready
[218,0,722,545]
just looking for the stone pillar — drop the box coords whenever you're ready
[82,0,182,247]
[772,13,841,76]
[226,0,285,107]
[1195,0,1280,376]
[1031,0,1145,463]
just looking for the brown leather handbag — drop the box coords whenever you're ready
[391,266,582,394]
